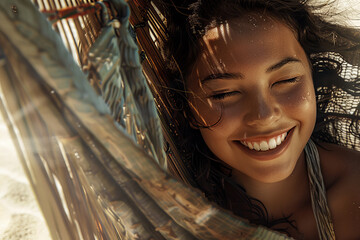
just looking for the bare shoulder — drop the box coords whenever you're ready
[317,142,360,239]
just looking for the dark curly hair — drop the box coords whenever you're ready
[131,0,360,233]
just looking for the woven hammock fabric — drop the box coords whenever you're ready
[0,0,292,239]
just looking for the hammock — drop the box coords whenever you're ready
[0,0,291,239]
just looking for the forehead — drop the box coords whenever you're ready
[189,15,303,80]
[204,14,283,41]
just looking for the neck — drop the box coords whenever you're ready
[232,151,310,219]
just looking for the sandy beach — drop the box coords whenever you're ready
[0,113,50,240]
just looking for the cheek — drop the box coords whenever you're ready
[188,97,223,127]
[199,122,234,160]
[277,80,317,130]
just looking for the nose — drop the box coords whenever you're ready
[243,93,280,127]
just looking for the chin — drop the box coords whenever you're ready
[255,171,292,183]
[247,161,297,184]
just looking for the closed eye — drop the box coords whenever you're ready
[273,77,300,86]
[209,91,239,100]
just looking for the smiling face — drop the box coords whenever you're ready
[186,15,316,184]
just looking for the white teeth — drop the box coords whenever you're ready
[276,136,282,145]
[240,131,289,151]
[268,138,277,149]
[259,141,269,151]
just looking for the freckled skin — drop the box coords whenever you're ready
[186,16,317,184]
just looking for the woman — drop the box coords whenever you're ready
[147,0,360,238]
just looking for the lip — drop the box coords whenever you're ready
[234,127,295,161]
[239,127,292,142]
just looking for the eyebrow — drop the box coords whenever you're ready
[201,72,243,83]
[266,57,301,73]
[200,57,301,84]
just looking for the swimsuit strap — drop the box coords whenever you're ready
[305,139,336,240]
